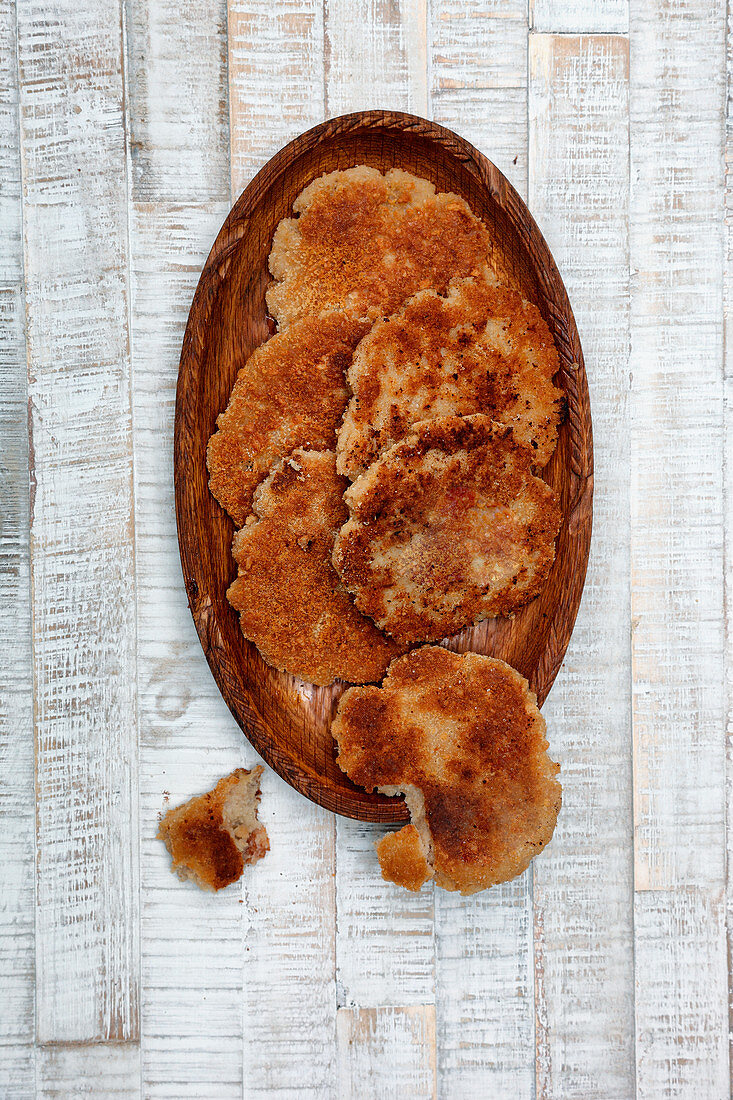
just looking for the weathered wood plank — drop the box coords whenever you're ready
[726,5,733,1088]
[0,0,34,1072]
[36,1044,140,1098]
[634,889,728,1099]
[630,0,725,895]
[17,0,139,1042]
[435,879,534,1099]
[529,34,635,1099]
[125,0,240,1087]
[0,1047,35,1099]
[429,0,528,195]
[430,8,533,1094]
[630,0,727,1094]
[126,0,229,202]
[227,9,338,1096]
[131,200,245,1098]
[337,1006,437,1100]
[335,823,435,1008]
[530,0,628,34]
[227,0,325,197]
[325,0,427,117]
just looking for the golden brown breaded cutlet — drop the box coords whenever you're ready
[332,414,562,646]
[267,166,492,329]
[158,767,269,891]
[207,312,371,526]
[332,647,561,894]
[337,273,565,480]
[227,449,405,686]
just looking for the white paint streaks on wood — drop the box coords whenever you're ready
[430,9,534,1096]
[530,0,628,34]
[325,0,427,117]
[126,0,242,1086]
[0,0,34,1080]
[17,0,139,1042]
[131,201,246,1098]
[634,889,728,1099]
[36,1044,140,1098]
[630,1,727,1094]
[127,0,229,202]
[725,1,733,1085]
[227,11,339,1096]
[435,878,534,1099]
[629,0,725,894]
[239,783,336,1097]
[227,0,325,196]
[429,0,528,195]
[337,1006,437,1100]
[336,823,435,1007]
[529,34,635,1099]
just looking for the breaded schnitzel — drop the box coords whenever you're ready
[158,767,269,891]
[207,312,371,526]
[332,647,561,894]
[267,166,492,329]
[332,414,561,645]
[227,449,404,686]
[337,273,564,480]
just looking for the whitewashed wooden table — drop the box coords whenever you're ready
[1,0,729,1096]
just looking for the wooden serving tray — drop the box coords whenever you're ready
[174,110,593,823]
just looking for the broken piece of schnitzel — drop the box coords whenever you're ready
[267,166,492,329]
[332,647,561,894]
[337,273,564,480]
[227,449,404,686]
[207,312,371,526]
[332,414,562,645]
[158,767,269,891]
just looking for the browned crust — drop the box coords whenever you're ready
[206,312,371,526]
[266,166,493,329]
[375,824,433,892]
[157,767,269,892]
[332,648,561,894]
[337,273,565,480]
[332,414,562,645]
[227,450,405,686]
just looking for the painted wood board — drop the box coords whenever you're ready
[325,0,427,117]
[435,879,534,1099]
[629,0,727,1094]
[336,1006,437,1100]
[130,200,248,1098]
[16,0,139,1043]
[725,1,733,1088]
[35,1044,140,1099]
[0,0,35,1069]
[530,0,628,33]
[529,33,635,1099]
[629,0,726,894]
[227,0,325,198]
[429,0,528,194]
[126,0,229,203]
[634,889,728,1099]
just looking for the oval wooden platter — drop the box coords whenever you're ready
[175,110,593,823]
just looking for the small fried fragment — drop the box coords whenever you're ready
[332,414,562,645]
[267,166,492,329]
[227,449,404,686]
[207,312,371,526]
[158,767,269,891]
[332,647,561,894]
[338,273,564,480]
